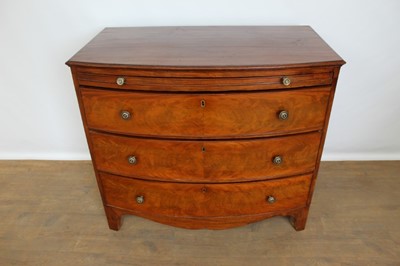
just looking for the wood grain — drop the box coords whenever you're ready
[76,65,335,78]
[66,26,345,69]
[203,88,330,137]
[81,88,204,138]
[77,71,333,91]
[306,67,342,208]
[105,205,308,231]
[100,172,311,219]
[67,26,345,231]
[1,161,399,265]
[82,87,330,138]
[90,131,321,182]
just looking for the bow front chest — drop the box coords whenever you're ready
[66,26,345,231]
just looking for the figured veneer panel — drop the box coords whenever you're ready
[100,172,312,217]
[203,87,330,137]
[81,87,330,138]
[90,131,321,182]
[81,88,204,138]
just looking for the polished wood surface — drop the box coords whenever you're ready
[75,65,335,78]
[66,26,344,68]
[67,26,345,231]
[82,87,330,138]
[1,161,399,265]
[100,172,311,219]
[82,88,204,138]
[203,88,330,137]
[77,71,333,91]
[90,131,321,182]
[105,202,308,231]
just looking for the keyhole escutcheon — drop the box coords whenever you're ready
[201,99,206,108]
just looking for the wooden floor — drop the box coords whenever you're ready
[0,161,399,265]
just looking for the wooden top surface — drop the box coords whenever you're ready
[67,26,345,69]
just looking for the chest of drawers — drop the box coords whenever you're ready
[66,26,345,231]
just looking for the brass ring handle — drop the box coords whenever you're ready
[282,77,291,86]
[272,156,283,165]
[116,77,125,86]
[120,110,131,120]
[136,195,144,204]
[267,195,276,204]
[278,110,289,120]
[128,155,137,165]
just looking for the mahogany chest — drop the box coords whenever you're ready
[66,26,345,231]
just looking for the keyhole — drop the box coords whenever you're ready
[202,146,206,152]
[201,99,206,108]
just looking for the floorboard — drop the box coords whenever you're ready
[0,161,399,265]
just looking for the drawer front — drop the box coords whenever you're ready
[203,87,330,137]
[81,88,203,137]
[81,88,330,138]
[77,70,332,92]
[100,172,312,217]
[90,131,321,182]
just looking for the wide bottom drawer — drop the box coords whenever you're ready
[100,172,311,218]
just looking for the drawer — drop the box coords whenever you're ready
[90,131,321,182]
[77,68,333,92]
[100,172,312,217]
[81,87,330,138]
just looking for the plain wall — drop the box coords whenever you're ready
[1,0,399,160]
